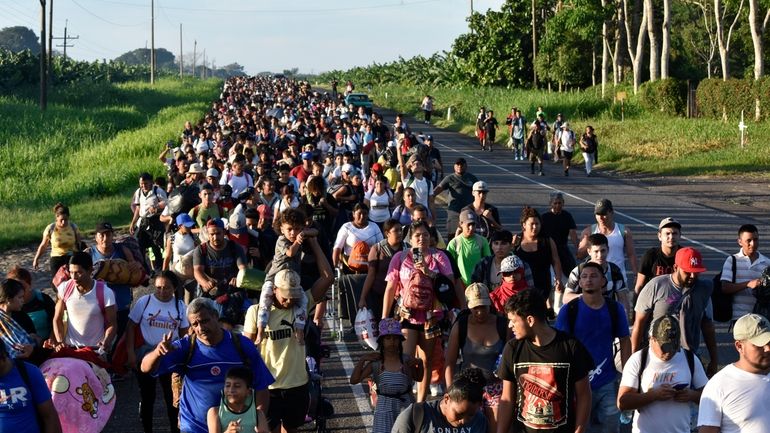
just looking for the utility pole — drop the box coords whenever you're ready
[39,0,47,111]
[48,0,53,83]
[53,20,78,60]
[150,0,155,84]
[179,23,183,79]
[202,49,206,79]
[532,0,538,88]
[192,40,196,78]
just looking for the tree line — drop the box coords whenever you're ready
[320,0,769,96]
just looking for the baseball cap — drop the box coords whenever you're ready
[274,269,303,299]
[341,163,353,174]
[301,151,313,160]
[733,313,770,346]
[425,135,433,141]
[658,217,681,231]
[371,162,383,172]
[594,198,613,215]
[650,315,681,354]
[459,209,477,225]
[175,213,195,228]
[206,168,220,178]
[465,283,491,309]
[205,218,225,229]
[472,181,489,192]
[228,211,247,235]
[454,158,467,165]
[498,255,524,274]
[675,247,707,273]
[95,221,114,234]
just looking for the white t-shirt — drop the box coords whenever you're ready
[128,294,189,346]
[721,250,770,319]
[333,222,383,257]
[403,175,433,209]
[172,232,197,263]
[619,348,708,433]
[220,171,253,197]
[132,186,167,219]
[365,189,392,223]
[57,280,116,347]
[698,363,770,433]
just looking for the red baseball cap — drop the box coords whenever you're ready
[675,247,707,273]
[371,163,383,172]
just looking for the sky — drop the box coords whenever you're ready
[0,0,505,75]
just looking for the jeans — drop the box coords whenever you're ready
[587,380,619,433]
[583,151,596,174]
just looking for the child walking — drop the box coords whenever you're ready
[206,366,268,433]
[350,318,423,433]
[256,208,317,344]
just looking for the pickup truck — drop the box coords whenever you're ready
[344,92,373,114]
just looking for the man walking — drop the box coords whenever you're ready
[578,198,638,286]
[635,217,682,294]
[433,158,478,240]
[618,315,708,433]
[631,247,719,377]
[497,289,594,433]
[698,313,770,433]
[555,262,631,433]
[719,224,770,322]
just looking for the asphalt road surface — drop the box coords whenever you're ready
[103,110,750,433]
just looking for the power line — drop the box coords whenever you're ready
[69,0,147,27]
[71,0,444,15]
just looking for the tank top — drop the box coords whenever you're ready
[515,236,553,295]
[593,223,627,283]
[460,337,504,374]
[218,391,257,432]
[47,223,79,257]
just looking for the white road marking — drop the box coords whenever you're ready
[434,140,731,257]
[327,319,374,426]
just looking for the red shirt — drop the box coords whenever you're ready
[289,165,311,183]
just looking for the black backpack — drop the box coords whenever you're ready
[711,256,736,322]
[167,183,201,216]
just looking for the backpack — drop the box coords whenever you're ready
[401,252,436,310]
[711,255,737,323]
[409,402,427,431]
[62,279,108,327]
[167,183,201,216]
[565,297,620,337]
[114,235,151,285]
[456,309,508,349]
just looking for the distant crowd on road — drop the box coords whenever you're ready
[1,75,770,433]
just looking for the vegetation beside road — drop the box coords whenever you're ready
[363,83,770,176]
[0,77,221,250]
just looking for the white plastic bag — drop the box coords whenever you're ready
[354,308,379,350]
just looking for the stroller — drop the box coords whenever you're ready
[305,320,334,433]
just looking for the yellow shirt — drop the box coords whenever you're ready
[44,223,80,257]
[244,291,315,390]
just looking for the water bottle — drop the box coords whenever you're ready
[619,410,633,425]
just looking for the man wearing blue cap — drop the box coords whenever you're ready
[290,151,313,184]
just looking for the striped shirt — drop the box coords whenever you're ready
[721,250,770,319]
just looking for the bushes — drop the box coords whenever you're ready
[696,78,756,120]
[639,78,687,116]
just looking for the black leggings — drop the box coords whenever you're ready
[137,370,179,433]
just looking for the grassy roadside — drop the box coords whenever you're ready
[0,78,222,251]
[362,84,770,176]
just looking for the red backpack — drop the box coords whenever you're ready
[401,252,436,310]
[346,240,371,273]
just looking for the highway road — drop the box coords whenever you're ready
[104,110,757,433]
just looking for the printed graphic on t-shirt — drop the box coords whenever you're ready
[147,310,181,331]
[516,363,570,429]
[654,264,673,276]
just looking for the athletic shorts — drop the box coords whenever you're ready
[267,383,310,431]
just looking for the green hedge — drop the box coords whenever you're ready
[696,78,756,120]
[639,78,687,116]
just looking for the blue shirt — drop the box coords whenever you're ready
[154,331,274,433]
[0,361,52,433]
[555,298,629,389]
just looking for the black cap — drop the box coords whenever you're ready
[594,199,614,215]
[95,221,114,233]
[455,158,467,165]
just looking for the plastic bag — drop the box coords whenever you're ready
[354,308,378,350]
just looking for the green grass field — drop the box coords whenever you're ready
[365,84,770,176]
[0,77,222,251]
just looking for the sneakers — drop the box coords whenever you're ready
[430,383,443,397]
[539,171,545,176]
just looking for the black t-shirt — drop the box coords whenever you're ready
[540,211,577,246]
[497,330,594,433]
[192,240,247,296]
[639,246,678,280]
